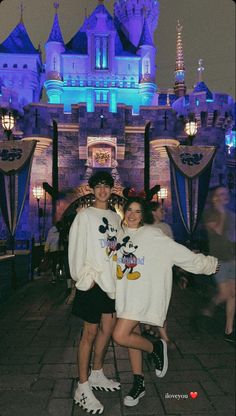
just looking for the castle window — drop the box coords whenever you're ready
[23,64,28,69]
[95,36,108,70]
[95,90,108,103]
[13,64,18,68]
[3,63,8,68]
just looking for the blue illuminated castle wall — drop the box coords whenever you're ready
[0,0,235,242]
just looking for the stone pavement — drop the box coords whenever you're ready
[0,274,235,416]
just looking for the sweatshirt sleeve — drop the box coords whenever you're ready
[169,239,218,275]
[68,211,88,283]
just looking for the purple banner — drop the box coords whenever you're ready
[0,140,36,236]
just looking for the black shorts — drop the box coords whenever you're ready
[71,284,116,324]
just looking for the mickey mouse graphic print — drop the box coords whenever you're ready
[99,217,118,259]
[116,236,141,280]
[115,225,218,326]
[69,207,120,299]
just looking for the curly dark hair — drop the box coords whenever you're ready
[88,171,114,189]
[122,197,154,226]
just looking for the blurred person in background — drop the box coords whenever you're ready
[202,186,235,343]
[44,221,63,283]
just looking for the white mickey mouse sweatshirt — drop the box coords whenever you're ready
[69,206,120,299]
[115,225,218,326]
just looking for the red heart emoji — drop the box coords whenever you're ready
[189,391,198,399]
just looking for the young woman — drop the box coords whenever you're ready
[113,197,219,407]
[203,186,235,343]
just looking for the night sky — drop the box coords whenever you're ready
[0,0,235,98]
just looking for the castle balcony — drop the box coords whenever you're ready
[22,136,52,156]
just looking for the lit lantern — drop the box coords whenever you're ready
[158,187,168,205]
[1,112,15,140]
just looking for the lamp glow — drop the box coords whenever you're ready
[1,112,15,139]
[185,121,197,137]
[1,113,15,131]
[158,187,168,200]
[32,186,44,200]
[225,129,236,154]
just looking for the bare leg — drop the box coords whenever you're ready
[113,319,168,379]
[205,280,235,334]
[225,280,235,334]
[128,324,143,375]
[78,321,98,383]
[93,313,117,370]
[113,319,153,353]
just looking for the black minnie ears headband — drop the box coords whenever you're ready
[122,185,160,201]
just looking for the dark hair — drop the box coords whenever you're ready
[208,186,229,205]
[88,171,114,189]
[149,201,161,211]
[55,220,63,231]
[123,197,154,225]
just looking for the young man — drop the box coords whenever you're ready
[68,171,121,414]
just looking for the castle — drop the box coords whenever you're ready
[0,0,235,242]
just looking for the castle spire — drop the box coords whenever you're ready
[197,58,204,82]
[138,17,154,48]
[46,3,64,44]
[114,0,159,48]
[174,20,186,97]
[19,2,24,23]
[54,2,59,11]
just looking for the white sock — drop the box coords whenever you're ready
[91,368,103,374]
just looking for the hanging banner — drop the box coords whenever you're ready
[0,140,37,236]
[166,146,216,179]
[166,145,217,236]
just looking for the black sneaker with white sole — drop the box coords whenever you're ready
[124,374,145,407]
[149,339,168,378]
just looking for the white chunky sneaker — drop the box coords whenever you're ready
[74,381,104,414]
[88,368,121,392]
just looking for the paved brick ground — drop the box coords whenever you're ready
[0,274,235,416]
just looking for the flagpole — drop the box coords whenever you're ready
[144,122,151,197]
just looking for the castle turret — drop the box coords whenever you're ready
[44,3,64,103]
[114,0,159,47]
[174,21,186,97]
[0,5,43,108]
[138,16,157,105]
[193,60,213,102]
